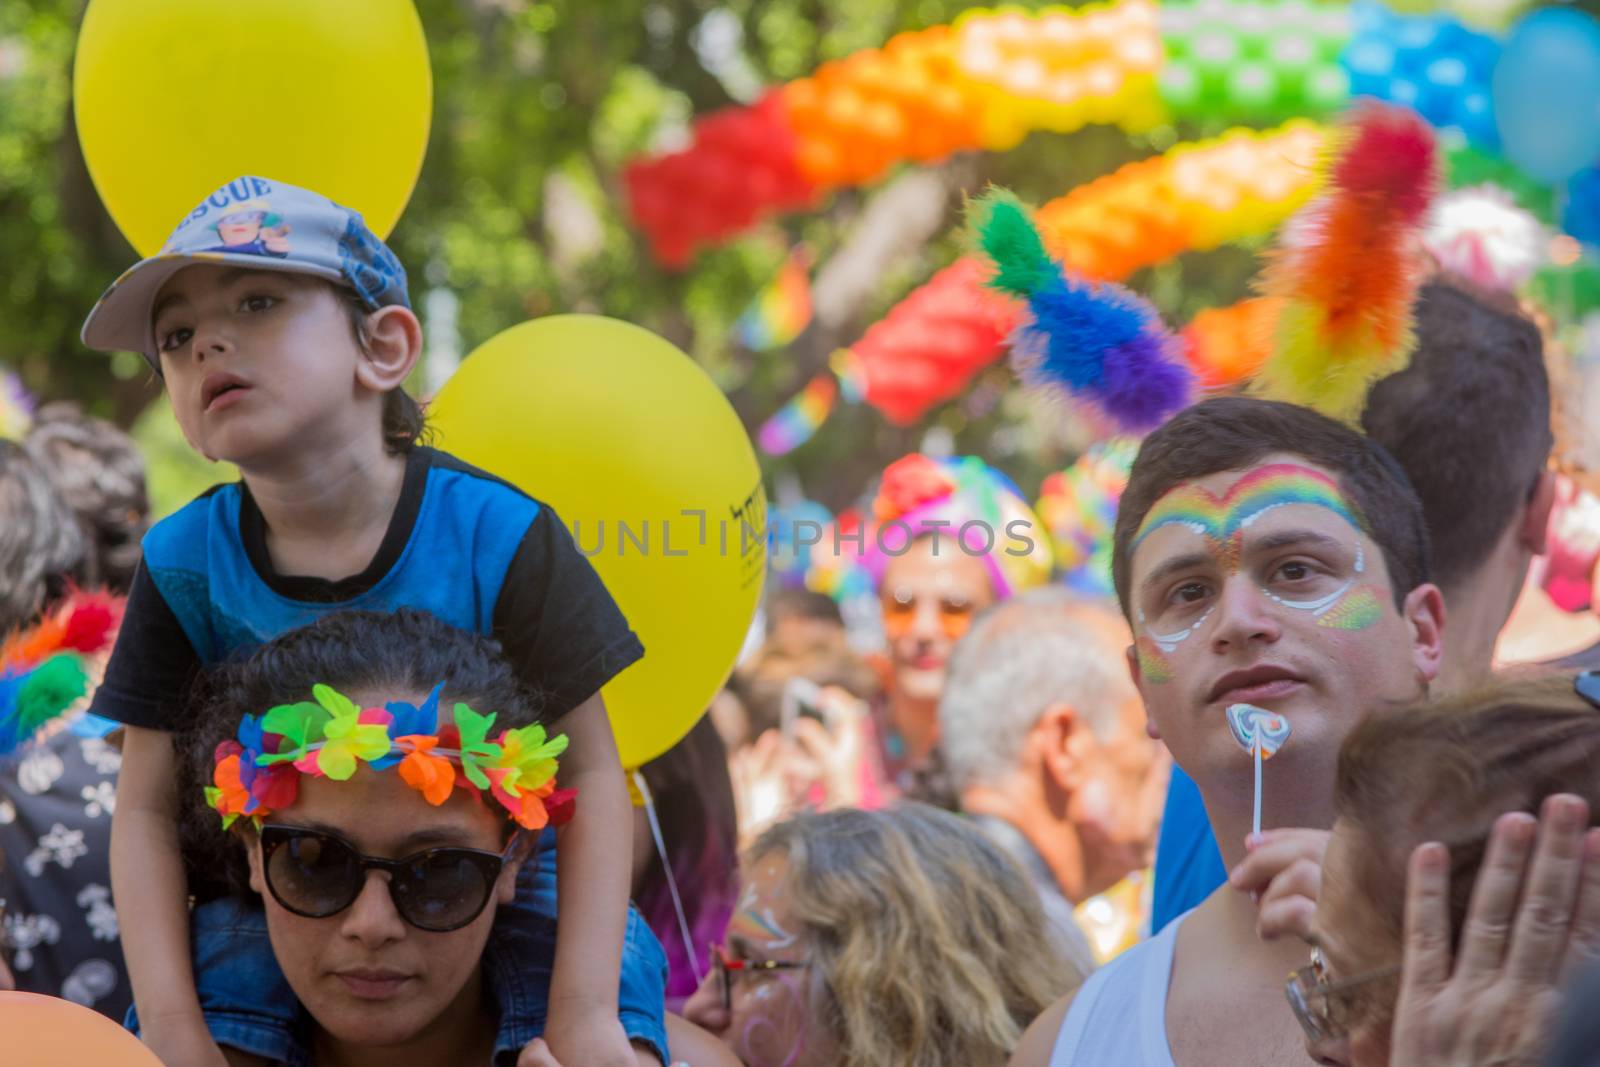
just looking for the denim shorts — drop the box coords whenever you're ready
[127,830,670,1066]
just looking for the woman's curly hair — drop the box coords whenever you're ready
[749,804,1079,1067]
[179,608,544,892]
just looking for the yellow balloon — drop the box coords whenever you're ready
[430,316,766,768]
[74,0,430,256]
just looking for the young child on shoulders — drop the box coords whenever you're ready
[83,177,665,1067]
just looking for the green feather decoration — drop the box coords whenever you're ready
[969,187,1056,298]
[15,654,89,733]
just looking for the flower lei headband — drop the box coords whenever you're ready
[205,683,575,832]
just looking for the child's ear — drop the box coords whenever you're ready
[355,305,422,394]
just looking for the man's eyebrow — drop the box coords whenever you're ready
[1246,529,1350,555]
[1138,551,1213,596]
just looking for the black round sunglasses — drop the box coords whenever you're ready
[258,824,525,933]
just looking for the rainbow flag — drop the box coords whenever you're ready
[758,372,836,456]
[736,247,813,351]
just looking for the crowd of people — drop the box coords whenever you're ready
[2,175,1599,1067]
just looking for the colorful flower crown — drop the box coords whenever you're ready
[205,683,575,832]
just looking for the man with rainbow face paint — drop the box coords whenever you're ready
[1013,397,1444,1067]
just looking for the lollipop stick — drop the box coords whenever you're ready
[1251,724,1263,837]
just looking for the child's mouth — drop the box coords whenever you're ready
[202,373,252,412]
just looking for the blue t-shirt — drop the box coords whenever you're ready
[1150,764,1227,933]
[92,447,644,731]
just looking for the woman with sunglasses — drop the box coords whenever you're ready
[179,608,732,1067]
[855,454,1053,805]
[1296,673,1600,1066]
[683,804,1075,1067]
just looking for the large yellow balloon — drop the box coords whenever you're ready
[0,992,165,1065]
[74,0,430,256]
[430,316,766,768]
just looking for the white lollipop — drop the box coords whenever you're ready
[1227,703,1292,835]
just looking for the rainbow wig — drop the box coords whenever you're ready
[856,453,1053,599]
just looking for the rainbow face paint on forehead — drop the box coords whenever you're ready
[1131,463,1367,566]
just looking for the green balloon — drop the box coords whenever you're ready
[1190,28,1242,79]
[1227,61,1280,114]
[1159,60,1204,115]
[1301,65,1350,115]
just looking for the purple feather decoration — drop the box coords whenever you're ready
[973,188,1192,433]
[1010,273,1192,432]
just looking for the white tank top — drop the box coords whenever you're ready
[1047,911,1188,1067]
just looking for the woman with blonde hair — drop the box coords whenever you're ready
[684,803,1079,1067]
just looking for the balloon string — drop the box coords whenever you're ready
[633,769,704,984]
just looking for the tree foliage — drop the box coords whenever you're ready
[0,0,1263,515]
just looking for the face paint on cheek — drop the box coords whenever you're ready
[1315,585,1383,630]
[1262,544,1375,629]
[737,973,808,1067]
[1135,637,1173,684]
[736,883,799,949]
[1134,602,1214,685]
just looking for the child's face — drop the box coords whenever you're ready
[151,265,368,467]
[245,688,521,1050]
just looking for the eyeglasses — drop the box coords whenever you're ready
[258,824,524,933]
[880,589,976,640]
[710,943,807,1012]
[1285,946,1400,1043]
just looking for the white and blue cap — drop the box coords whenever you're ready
[81,176,410,364]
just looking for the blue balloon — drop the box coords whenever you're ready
[1567,167,1600,248]
[1455,89,1500,151]
[1494,8,1600,184]
[1343,37,1398,99]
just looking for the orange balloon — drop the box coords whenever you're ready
[0,992,164,1065]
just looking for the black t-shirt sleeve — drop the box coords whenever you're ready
[89,561,203,731]
[492,505,645,721]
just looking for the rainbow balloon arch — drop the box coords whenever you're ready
[624,0,1511,267]
[622,0,1586,445]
